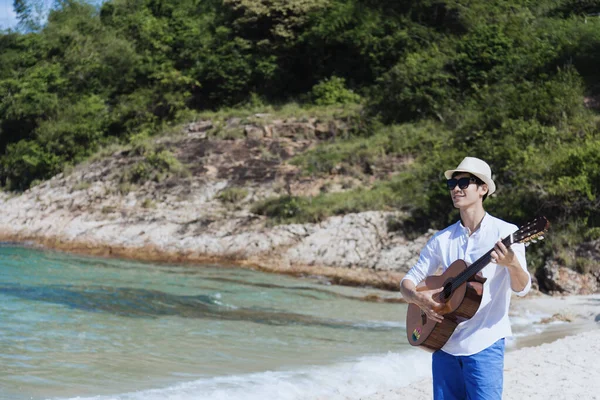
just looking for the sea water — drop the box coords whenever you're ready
[0,246,561,400]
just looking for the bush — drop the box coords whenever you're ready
[454,24,516,87]
[369,45,456,123]
[218,187,249,203]
[35,95,109,160]
[122,150,188,184]
[1,140,62,191]
[291,133,388,175]
[251,195,311,223]
[251,185,398,224]
[311,76,361,106]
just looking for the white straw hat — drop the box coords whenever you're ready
[444,157,496,195]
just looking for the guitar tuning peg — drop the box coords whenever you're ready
[525,242,530,247]
[538,236,544,241]
[531,239,537,243]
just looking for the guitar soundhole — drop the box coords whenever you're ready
[439,282,452,303]
[420,310,427,325]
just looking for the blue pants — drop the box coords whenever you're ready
[432,339,505,400]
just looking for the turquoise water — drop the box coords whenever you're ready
[0,246,427,400]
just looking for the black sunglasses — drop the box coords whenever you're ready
[446,177,477,190]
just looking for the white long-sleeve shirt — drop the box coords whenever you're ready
[401,213,531,356]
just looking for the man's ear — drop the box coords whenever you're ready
[480,184,489,197]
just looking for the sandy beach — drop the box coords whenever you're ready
[366,294,600,400]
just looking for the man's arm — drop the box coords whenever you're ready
[491,240,530,293]
[400,278,445,323]
[401,233,448,321]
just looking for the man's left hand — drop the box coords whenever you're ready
[490,240,519,269]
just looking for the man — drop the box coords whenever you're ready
[400,156,531,400]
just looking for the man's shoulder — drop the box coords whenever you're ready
[486,213,519,234]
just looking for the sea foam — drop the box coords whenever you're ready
[63,350,432,400]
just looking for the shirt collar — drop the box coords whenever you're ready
[458,212,489,236]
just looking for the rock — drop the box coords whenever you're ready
[226,117,242,128]
[270,122,315,140]
[285,212,403,269]
[536,261,599,295]
[376,230,434,272]
[244,125,264,140]
[315,122,336,139]
[186,120,213,134]
[540,313,574,324]
[187,131,208,140]
[263,125,273,138]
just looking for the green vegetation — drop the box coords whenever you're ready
[218,187,249,204]
[2,0,600,272]
[310,77,361,106]
[121,149,188,184]
[252,184,398,224]
[140,198,156,209]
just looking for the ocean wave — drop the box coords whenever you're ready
[60,351,432,400]
[351,320,405,329]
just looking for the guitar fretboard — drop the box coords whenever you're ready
[434,234,513,302]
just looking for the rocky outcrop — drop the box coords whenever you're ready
[0,118,597,293]
[185,115,349,142]
[0,126,417,290]
[535,239,600,295]
[284,212,431,270]
[536,261,599,295]
[0,181,415,289]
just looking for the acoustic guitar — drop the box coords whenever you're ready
[406,216,550,351]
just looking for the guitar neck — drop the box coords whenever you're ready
[453,234,514,288]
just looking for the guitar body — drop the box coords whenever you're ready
[406,259,486,352]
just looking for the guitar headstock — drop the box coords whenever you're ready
[513,216,550,246]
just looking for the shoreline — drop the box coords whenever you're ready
[0,233,407,292]
[364,294,600,400]
[0,232,595,304]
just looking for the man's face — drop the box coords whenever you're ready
[449,173,488,209]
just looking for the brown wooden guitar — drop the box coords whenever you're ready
[406,216,550,352]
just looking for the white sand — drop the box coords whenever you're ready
[367,294,600,400]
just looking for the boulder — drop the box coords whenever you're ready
[244,125,264,140]
[536,261,599,295]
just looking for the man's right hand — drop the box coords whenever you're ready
[413,287,445,323]
[401,280,445,323]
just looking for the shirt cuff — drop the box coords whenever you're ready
[400,274,419,287]
[513,272,532,297]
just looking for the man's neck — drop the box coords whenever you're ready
[459,206,486,235]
